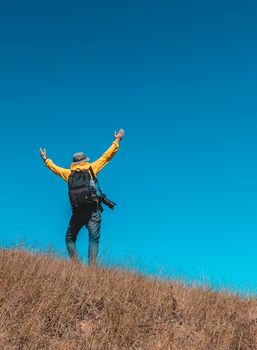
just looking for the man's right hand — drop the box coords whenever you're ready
[114,129,125,143]
[40,147,47,161]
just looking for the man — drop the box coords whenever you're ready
[40,128,124,265]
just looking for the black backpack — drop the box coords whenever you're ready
[68,168,97,209]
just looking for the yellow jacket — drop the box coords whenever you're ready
[45,141,119,181]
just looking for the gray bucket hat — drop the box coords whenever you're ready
[72,152,90,165]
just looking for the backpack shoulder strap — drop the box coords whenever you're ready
[89,166,103,196]
[88,166,97,181]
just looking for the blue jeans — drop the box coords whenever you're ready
[65,204,102,265]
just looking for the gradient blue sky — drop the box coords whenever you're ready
[1,0,257,291]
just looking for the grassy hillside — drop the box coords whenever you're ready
[0,249,257,349]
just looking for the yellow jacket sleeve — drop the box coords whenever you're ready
[91,141,119,175]
[45,159,71,182]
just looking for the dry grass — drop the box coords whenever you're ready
[0,248,257,349]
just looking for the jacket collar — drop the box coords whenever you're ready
[70,162,90,171]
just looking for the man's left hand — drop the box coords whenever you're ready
[40,147,47,161]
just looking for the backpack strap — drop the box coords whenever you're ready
[89,166,103,195]
[88,166,97,181]
[88,166,104,211]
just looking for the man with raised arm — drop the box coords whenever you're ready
[40,128,125,265]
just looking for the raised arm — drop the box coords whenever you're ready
[39,147,70,181]
[91,129,125,175]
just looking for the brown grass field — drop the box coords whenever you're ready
[0,248,257,349]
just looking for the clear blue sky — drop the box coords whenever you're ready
[0,0,257,292]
